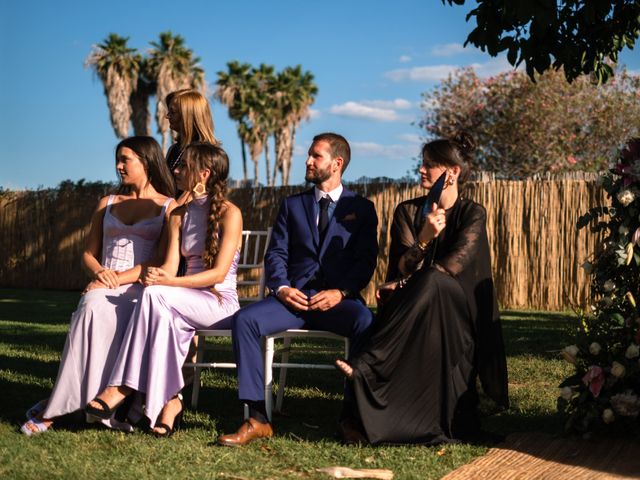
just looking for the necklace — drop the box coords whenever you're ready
[168,146,185,171]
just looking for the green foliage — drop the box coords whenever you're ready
[1,289,575,478]
[443,0,640,84]
[559,139,640,435]
[420,67,640,177]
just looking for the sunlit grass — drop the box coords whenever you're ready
[0,289,573,479]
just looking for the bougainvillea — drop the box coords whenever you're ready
[419,67,640,178]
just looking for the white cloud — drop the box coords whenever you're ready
[430,43,466,57]
[397,133,422,144]
[360,98,413,110]
[385,64,458,82]
[351,141,417,159]
[329,98,417,122]
[307,108,321,119]
[329,101,401,122]
[384,55,517,82]
[399,55,412,63]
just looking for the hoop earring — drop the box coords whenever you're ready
[193,182,207,197]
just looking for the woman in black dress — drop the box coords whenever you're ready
[336,134,508,445]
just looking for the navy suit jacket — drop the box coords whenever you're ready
[264,187,378,297]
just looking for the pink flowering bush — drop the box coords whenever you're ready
[420,68,640,178]
[558,139,640,434]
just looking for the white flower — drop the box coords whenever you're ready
[602,408,615,424]
[564,345,579,357]
[581,261,593,274]
[617,189,635,206]
[560,387,573,401]
[603,280,615,292]
[625,344,640,359]
[611,392,640,417]
[633,227,640,246]
[562,345,579,364]
[589,342,602,355]
[611,361,626,378]
[619,225,630,235]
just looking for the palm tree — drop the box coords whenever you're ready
[147,31,205,151]
[215,61,253,182]
[272,66,318,185]
[85,34,140,139]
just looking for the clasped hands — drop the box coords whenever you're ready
[140,266,175,287]
[276,286,343,312]
[82,268,120,294]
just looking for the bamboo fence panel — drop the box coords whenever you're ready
[0,178,607,310]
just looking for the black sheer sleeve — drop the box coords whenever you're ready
[435,203,487,277]
[387,201,424,281]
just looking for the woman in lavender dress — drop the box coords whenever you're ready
[21,136,176,435]
[87,142,242,436]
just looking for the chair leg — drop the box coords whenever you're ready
[263,337,275,423]
[191,334,206,409]
[275,337,291,413]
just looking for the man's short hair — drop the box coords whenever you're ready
[312,132,351,172]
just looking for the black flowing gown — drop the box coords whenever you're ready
[349,197,508,445]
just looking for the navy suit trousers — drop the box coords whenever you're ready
[232,293,373,402]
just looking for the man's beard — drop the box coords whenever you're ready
[305,167,331,184]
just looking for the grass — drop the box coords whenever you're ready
[0,288,575,479]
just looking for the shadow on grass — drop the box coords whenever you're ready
[501,315,573,359]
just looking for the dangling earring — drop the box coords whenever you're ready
[192,181,207,196]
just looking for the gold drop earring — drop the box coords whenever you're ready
[192,181,207,196]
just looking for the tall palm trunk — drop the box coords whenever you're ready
[249,138,263,187]
[264,141,272,187]
[284,125,297,186]
[240,137,248,182]
[105,69,134,138]
[130,79,152,136]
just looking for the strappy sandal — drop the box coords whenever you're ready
[25,399,47,420]
[20,418,50,436]
[85,397,123,420]
[154,394,184,438]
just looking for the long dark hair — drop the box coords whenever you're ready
[421,132,476,185]
[182,142,229,268]
[115,136,176,197]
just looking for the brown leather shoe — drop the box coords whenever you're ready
[217,418,274,447]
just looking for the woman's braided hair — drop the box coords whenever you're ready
[182,142,229,269]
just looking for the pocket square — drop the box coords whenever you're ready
[342,213,357,221]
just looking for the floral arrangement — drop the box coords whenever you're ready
[558,138,640,435]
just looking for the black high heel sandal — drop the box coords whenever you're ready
[85,397,124,420]
[154,394,184,438]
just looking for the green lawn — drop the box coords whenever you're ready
[0,289,574,479]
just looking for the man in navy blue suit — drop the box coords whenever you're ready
[218,132,378,446]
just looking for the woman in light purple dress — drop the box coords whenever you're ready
[87,142,242,436]
[21,136,176,435]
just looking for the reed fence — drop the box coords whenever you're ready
[0,176,607,310]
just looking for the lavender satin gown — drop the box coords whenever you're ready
[43,195,171,430]
[108,195,240,427]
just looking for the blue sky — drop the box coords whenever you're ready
[2,0,639,189]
